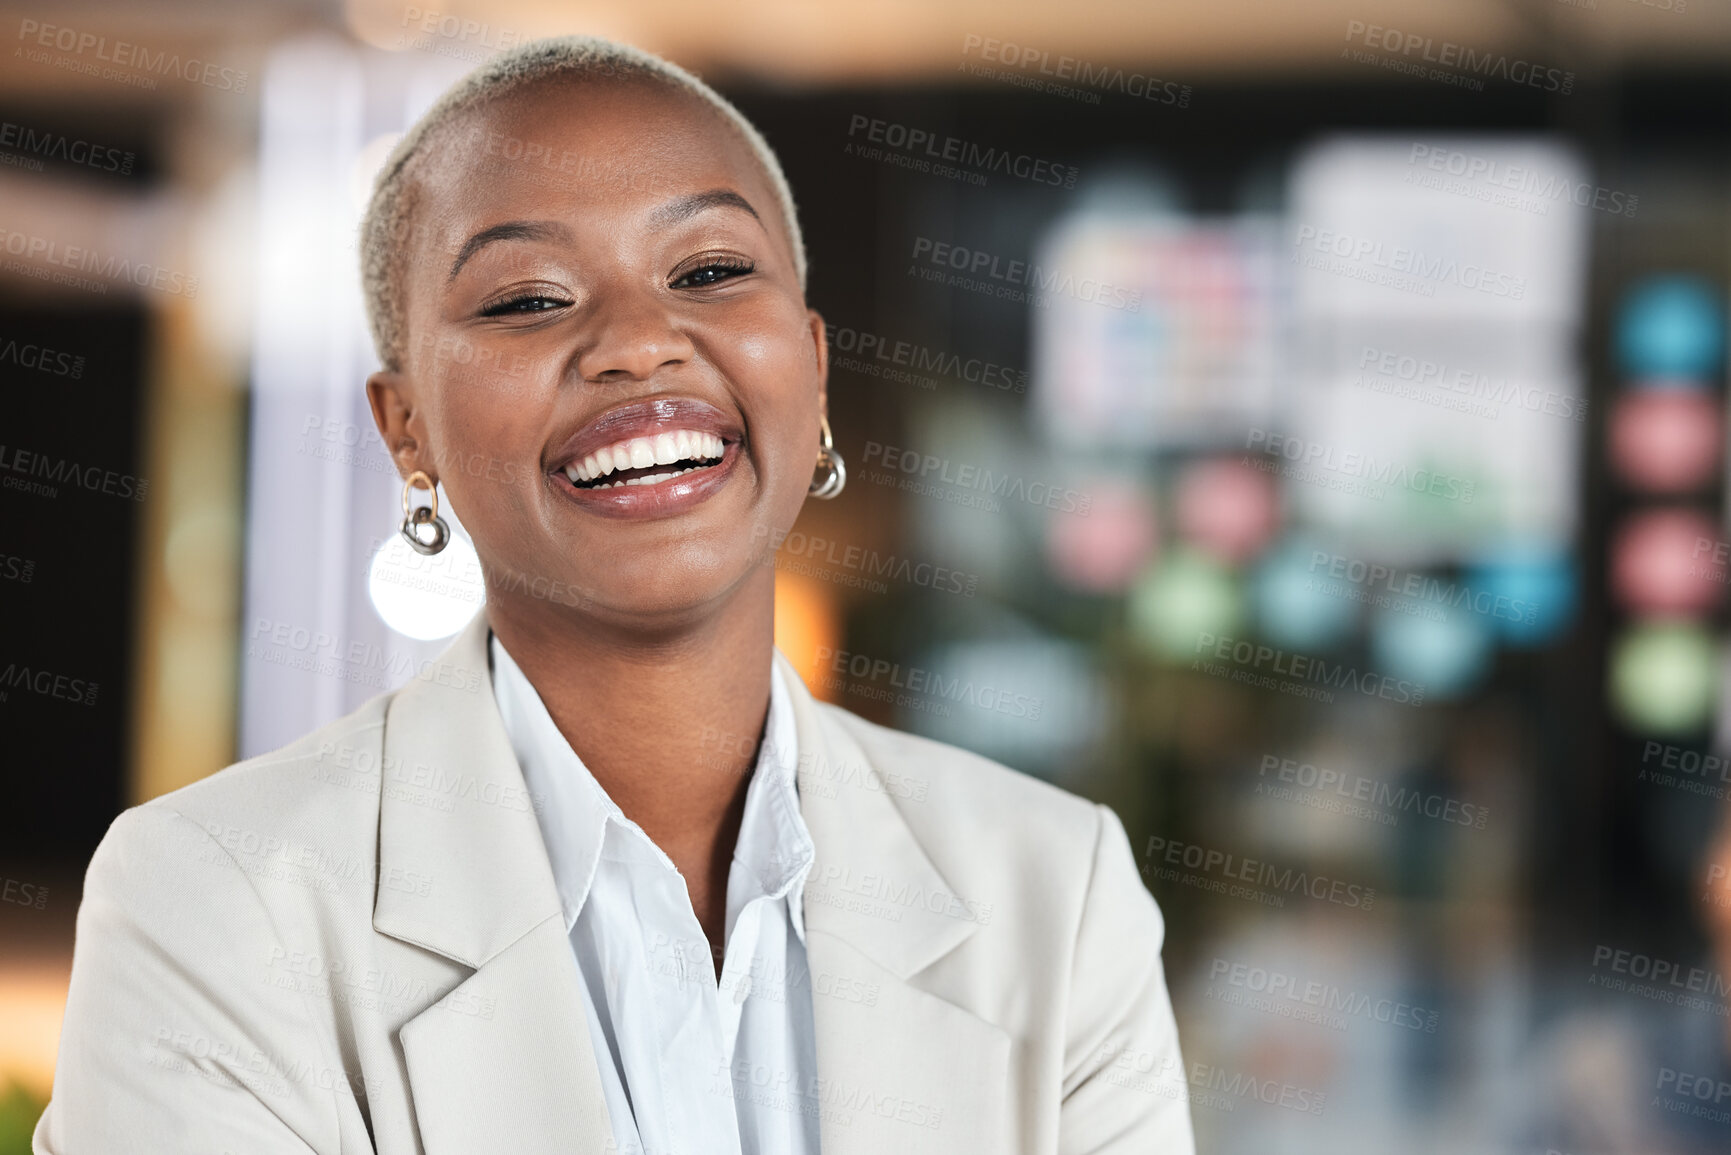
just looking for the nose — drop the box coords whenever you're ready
[573,282,695,384]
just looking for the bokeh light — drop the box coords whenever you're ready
[1251,537,1359,651]
[1129,549,1243,660]
[1370,605,1494,701]
[1616,276,1726,379]
[1609,508,1725,615]
[1046,479,1157,593]
[1174,456,1279,564]
[1466,544,1578,648]
[1610,620,1719,735]
[1608,390,1723,493]
[367,530,485,641]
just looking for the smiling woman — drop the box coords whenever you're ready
[32,35,1193,1155]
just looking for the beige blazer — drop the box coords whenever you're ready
[34,613,1193,1154]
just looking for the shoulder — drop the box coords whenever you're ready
[93,691,394,897]
[813,700,1122,912]
[149,690,389,824]
[817,700,1100,835]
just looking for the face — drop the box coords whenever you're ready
[367,77,826,631]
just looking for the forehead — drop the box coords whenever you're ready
[410,76,774,252]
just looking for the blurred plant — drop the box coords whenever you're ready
[0,1081,45,1155]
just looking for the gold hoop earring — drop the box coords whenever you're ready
[809,416,846,500]
[400,470,449,555]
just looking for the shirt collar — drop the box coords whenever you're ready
[487,632,813,943]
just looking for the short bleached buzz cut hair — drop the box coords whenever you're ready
[359,35,808,372]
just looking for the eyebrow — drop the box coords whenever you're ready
[445,191,762,281]
[448,220,575,281]
[647,188,761,230]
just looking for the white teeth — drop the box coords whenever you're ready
[564,428,727,489]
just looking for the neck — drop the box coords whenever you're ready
[485,570,777,937]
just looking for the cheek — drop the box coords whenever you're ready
[424,365,559,516]
[731,331,808,394]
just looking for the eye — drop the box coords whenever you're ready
[479,293,572,317]
[672,258,755,290]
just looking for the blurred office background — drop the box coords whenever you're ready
[4,0,1731,1150]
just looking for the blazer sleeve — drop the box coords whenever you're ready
[34,805,342,1155]
[1057,804,1196,1155]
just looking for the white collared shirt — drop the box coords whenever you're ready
[489,634,820,1155]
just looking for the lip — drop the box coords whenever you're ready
[544,395,744,520]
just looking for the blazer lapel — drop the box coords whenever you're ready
[369,621,1007,1152]
[373,612,613,1154]
[777,652,1012,1154]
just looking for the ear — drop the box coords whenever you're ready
[805,308,830,424]
[366,369,434,480]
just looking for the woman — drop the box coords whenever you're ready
[35,36,1192,1155]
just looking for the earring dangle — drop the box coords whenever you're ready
[809,416,847,499]
[399,470,450,555]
